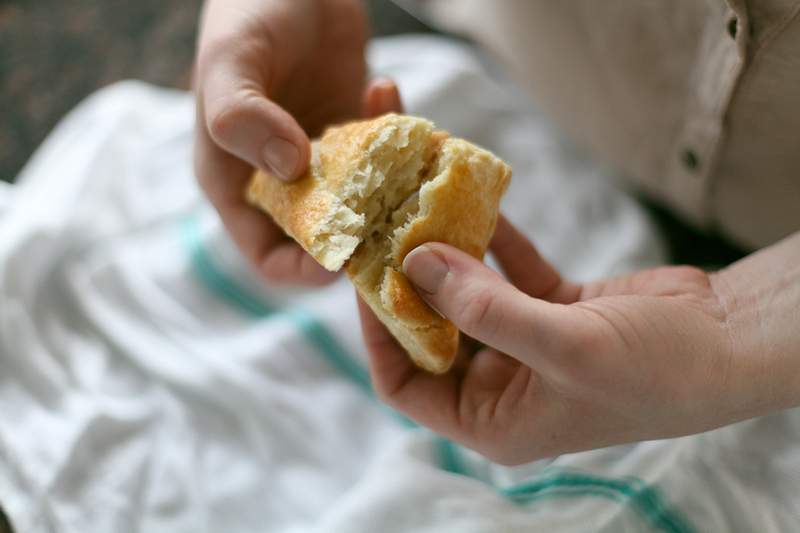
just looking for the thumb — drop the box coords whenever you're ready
[403,243,573,361]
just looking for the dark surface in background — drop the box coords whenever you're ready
[0,0,202,182]
[0,0,432,183]
[0,0,744,267]
[639,198,747,267]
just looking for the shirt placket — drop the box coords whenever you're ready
[664,0,751,228]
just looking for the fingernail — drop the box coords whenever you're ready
[403,245,449,294]
[263,138,299,180]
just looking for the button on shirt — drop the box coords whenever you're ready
[401,0,800,249]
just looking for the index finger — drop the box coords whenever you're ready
[193,105,285,269]
[194,99,339,285]
[490,214,581,303]
[196,0,312,180]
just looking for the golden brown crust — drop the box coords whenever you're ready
[373,138,511,373]
[246,114,432,271]
[247,159,337,253]
[380,269,458,373]
[246,114,511,374]
[391,138,512,264]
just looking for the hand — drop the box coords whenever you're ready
[194,0,402,285]
[358,215,775,465]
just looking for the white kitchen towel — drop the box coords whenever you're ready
[1,35,797,533]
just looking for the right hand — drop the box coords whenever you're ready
[194,0,402,285]
[358,215,754,464]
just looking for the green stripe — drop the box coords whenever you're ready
[510,486,628,505]
[438,438,693,533]
[436,437,471,477]
[178,215,695,533]
[289,308,373,395]
[502,469,695,533]
[179,217,374,396]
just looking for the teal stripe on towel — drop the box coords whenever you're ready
[287,308,373,396]
[179,215,695,533]
[179,217,374,396]
[502,469,695,533]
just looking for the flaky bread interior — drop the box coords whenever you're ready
[347,137,512,373]
[247,114,511,373]
[247,114,437,271]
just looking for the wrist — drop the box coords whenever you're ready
[710,232,800,415]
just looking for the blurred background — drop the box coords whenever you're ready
[0,0,433,184]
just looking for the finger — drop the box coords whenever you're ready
[194,111,289,270]
[402,243,576,361]
[490,214,581,303]
[195,112,337,285]
[199,51,311,181]
[449,335,477,379]
[359,295,539,455]
[463,347,523,397]
[461,347,527,418]
[262,242,341,286]
[362,77,404,118]
[202,80,307,184]
[357,295,464,432]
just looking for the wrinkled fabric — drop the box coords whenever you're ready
[0,36,798,533]
[400,0,800,249]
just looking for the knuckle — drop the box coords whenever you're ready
[196,37,235,72]
[645,265,710,292]
[667,265,705,279]
[206,93,253,145]
[197,31,271,78]
[545,321,605,385]
[457,288,500,336]
[671,265,711,288]
[567,323,605,357]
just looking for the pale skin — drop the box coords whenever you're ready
[195,0,387,285]
[195,0,800,465]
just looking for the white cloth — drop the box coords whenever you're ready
[0,36,797,533]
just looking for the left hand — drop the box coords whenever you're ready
[193,0,400,286]
[358,215,774,465]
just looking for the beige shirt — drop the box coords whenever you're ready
[404,0,800,250]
